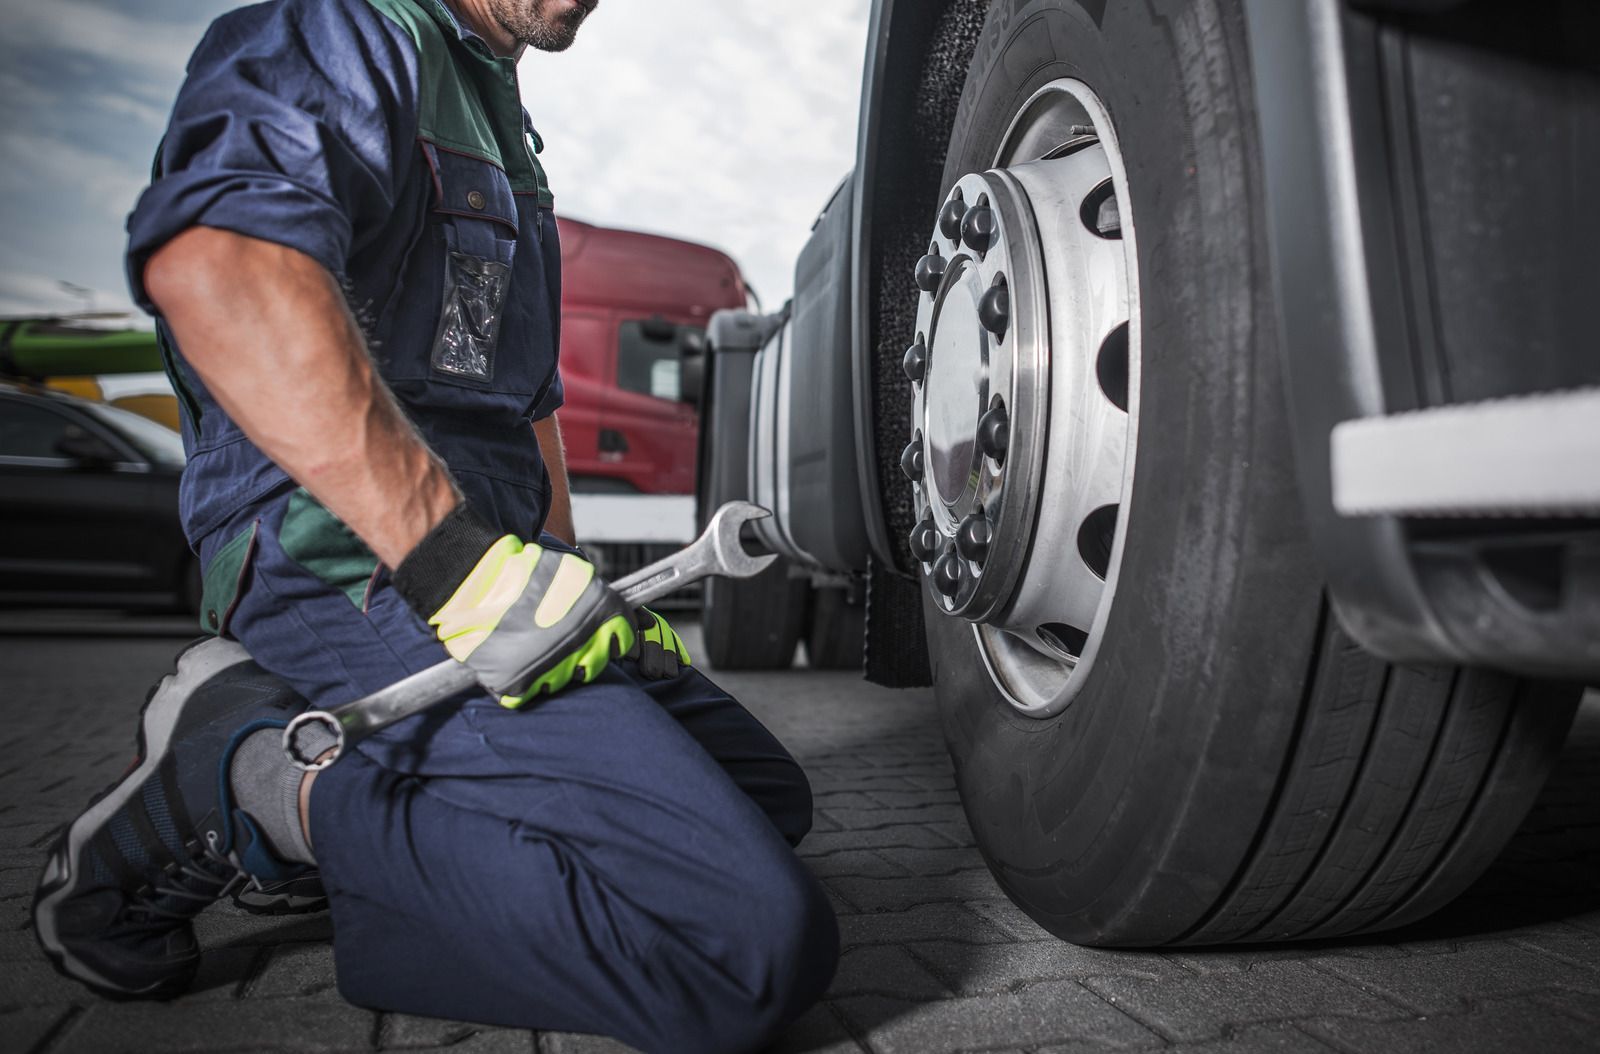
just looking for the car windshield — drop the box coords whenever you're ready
[79,401,186,467]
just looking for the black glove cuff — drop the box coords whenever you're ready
[392,503,505,617]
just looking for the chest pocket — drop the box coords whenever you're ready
[423,143,520,385]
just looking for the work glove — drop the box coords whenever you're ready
[393,505,635,707]
[627,607,691,680]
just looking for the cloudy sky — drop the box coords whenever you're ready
[0,0,870,319]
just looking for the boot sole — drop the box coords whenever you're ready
[32,639,253,999]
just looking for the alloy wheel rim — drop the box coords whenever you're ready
[905,78,1141,717]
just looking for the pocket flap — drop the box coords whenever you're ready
[422,141,519,233]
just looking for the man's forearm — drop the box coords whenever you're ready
[534,414,575,545]
[145,228,457,568]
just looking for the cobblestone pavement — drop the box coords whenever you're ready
[2,616,1598,1053]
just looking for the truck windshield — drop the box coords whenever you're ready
[617,320,704,401]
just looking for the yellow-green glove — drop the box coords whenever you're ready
[627,607,691,680]
[393,506,634,707]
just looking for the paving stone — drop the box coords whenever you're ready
[1086,961,1407,1043]
[862,790,963,809]
[797,825,959,858]
[1035,1021,1340,1053]
[1301,993,1599,1053]
[962,898,1054,942]
[837,904,1016,947]
[803,850,912,881]
[1530,986,1600,1026]
[389,1032,535,1054]
[765,1004,865,1054]
[811,791,887,811]
[827,945,952,1000]
[246,942,339,999]
[826,870,1002,912]
[806,775,923,794]
[185,945,265,1002]
[908,940,1188,994]
[537,1032,638,1053]
[0,956,104,1008]
[0,923,46,962]
[820,804,971,830]
[193,907,335,948]
[1169,946,1363,975]
[1311,941,1600,1015]
[0,867,39,900]
[0,1006,74,1052]
[55,999,377,1053]
[875,846,987,877]
[379,1013,534,1051]
[923,821,977,847]
[835,980,1159,1053]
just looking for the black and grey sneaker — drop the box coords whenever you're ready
[232,870,329,915]
[33,639,314,1000]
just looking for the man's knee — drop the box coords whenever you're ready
[676,855,839,1053]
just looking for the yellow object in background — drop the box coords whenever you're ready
[45,376,104,402]
[40,377,181,432]
[111,394,181,432]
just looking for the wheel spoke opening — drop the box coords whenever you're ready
[1077,504,1119,581]
[1096,322,1130,413]
[1038,622,1089,661]
[1080,178,1122,239]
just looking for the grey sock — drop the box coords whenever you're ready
[228,725,333,866]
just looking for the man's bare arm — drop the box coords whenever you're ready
[144,228,457,567]
[533,414,575,545]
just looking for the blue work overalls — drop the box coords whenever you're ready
[123,2,837,1049]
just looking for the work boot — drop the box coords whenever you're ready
[32,639,314,1000]
[233,871,328,915]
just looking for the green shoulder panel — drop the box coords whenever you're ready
[363,0,552,204]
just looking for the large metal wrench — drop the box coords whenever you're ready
[282,501,776,771]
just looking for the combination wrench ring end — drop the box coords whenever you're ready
[285,710,347,772]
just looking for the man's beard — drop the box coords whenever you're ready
[490,0,590,52]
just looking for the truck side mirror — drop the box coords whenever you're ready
[679,329,706,408]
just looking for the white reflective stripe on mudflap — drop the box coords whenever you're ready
[1332,388,1600,517]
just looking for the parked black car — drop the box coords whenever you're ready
[0,381,195,611]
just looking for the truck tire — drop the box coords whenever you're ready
[805,586,865,671]
[910,0,1581,945]
[698,324,807,671]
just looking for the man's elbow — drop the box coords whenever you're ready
[144,227,236,320]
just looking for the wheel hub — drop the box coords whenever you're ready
[904,78,1140,716]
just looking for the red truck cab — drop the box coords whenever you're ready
[556,218,750,495]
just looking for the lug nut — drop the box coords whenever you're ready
[957,512,993,565]
[914,251,946,294]
[900,434,924,482]
[978,404,1009,463]
[933,548,964,598]
[979,280,1010,338]
[939,195,967,242]
[903,338,927,384]
[961,206,996,255]
[908,517,939,563]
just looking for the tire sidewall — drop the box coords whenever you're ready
[926,0,1323,943]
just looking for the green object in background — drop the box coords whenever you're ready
[1,320,163,378]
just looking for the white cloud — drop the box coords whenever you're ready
[0,267,137,319]
[519,0,871,304]
[0,126,147,219]
[0,0,207,84]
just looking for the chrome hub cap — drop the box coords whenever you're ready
[905,79,1140,717]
